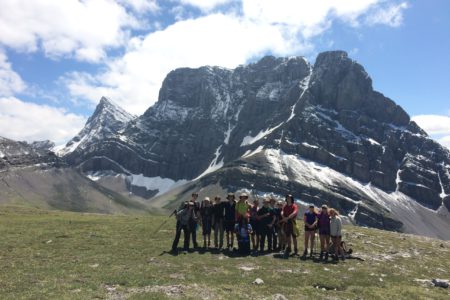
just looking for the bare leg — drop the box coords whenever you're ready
[292,235,298,254]
[304,231,310,252]
[251,233,256,250]
[332,237,339,258]
[320,235,325,252]
[337,236,344,258]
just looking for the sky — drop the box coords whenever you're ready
[0,0,449,148]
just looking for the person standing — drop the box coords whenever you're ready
[224,193,236,250]
[329,208,344,262]
[212,196,225,250]
[235,192,250,221]
[235,214,253,256]
[318,205,331,260]
[303,205,318,258]
[189,192,200,249]
[257,198,276,253]
[275,200,285,251]
[249,198,259,252]
[200,197,213,249]
[280,194,299,257]
[269,198,279,251]
[171,202,197,253]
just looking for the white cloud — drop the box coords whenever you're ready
[178,0,234,11]
[412,115,450,135]
[0,0,144,62]
[64,12,310,114]
[365,2,408,27]
[438,135,450,150]
[0,50,26,96]
[0,97,86,144]
[118,0,159,12]
[65,1,408,114]
[412,114,450,150]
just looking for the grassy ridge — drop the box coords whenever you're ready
[0,206,449,299]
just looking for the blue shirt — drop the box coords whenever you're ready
[304,211,317,226]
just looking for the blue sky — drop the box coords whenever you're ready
[0,0,449,147]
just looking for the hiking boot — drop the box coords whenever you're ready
[324,252,329,261]
[283,248,291,258]
[319,251,324,260]
[333,256,338,262]
[170,248,178,255]
[302,249,307,258]
[294,248,298,256]
[341,255,346,261]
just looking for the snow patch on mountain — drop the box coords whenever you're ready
[153,100,192,121]
[241,123,284,146]
[242,145,264,158]
[224,122,232,145]
[302,142,319,149]
[128,174,188,196]
[195,146,224,180]
[256,82,282,101]
[287,72,311,122]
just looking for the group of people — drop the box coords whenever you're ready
[171,191,345,262]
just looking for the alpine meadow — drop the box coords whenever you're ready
[0,1,450,299]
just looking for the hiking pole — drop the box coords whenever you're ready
[153,209,176,235]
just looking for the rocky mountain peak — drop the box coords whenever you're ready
[59,97,134,156]
[90,97,134,124]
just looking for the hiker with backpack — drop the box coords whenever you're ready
[303,204,318,258]
[280,194,299,257]
[257,198,276,253]
[224,193,236,250]
[212,196,225,250]
[200,197,213,249]
[235,213,253,256]
[171,202,198,254]
[249,198,260,252]
[329,208,345,261]
[318,204,331,260]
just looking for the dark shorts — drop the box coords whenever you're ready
[202,220,212,235]
[304,226,317,232]
[224,220,235,232]
[284,220,299,237]
[331,235,342,239]
[250,220,259,234]
[319,228,330,235]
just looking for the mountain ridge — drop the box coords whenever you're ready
[6,50,450,239]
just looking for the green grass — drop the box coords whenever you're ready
[0,205,449,299]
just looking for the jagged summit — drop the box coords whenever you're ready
[59,97,135,156]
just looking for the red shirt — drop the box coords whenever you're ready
[283,203,298,219]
